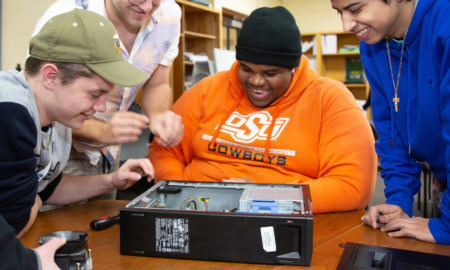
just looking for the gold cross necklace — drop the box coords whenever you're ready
[386,29,408,113]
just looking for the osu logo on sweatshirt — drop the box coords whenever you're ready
[219,111,289,143]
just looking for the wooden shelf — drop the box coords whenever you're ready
[302,32,371,119]
[172,0,221,101]
[184,31,217,40]
[303,32,370,107]
[345,83,367,88]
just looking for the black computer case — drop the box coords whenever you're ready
[120,181,313,266]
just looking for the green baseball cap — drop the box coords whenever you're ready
[29,9,149,87]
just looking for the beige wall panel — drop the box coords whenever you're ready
[282,0,343,33]
[2,0,54,70]
[211,0,342,33]
[2,0,344,69]
[211,0,280,16]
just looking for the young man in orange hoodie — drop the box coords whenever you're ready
[149,6,377,213]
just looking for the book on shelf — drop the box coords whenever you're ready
[189,0,210,6]
[345,57,364,84]
[339,45,360,53]
[321,34,337,54]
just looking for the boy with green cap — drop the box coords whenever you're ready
[34,0,184,194]
[0,9,153,238]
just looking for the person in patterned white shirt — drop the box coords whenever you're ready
[33,0,184,200]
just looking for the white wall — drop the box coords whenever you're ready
[211,0,258,16]
[1,0,344,70]
[284,0,343,34]
[211,0,342,33]
[2,0,55,70]
[211,0,280,16]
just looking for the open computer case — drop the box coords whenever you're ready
[120,180,313,266]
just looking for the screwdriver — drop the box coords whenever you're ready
[90,214,120,231]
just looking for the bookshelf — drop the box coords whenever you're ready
[302,32,370,103]
[172,0,222,101]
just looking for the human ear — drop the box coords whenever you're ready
[41,64,59,89]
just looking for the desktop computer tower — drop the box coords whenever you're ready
[120,180,313,266]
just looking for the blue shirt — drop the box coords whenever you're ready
[360,0,450,244]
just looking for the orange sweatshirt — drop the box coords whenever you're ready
[149,56,377,213]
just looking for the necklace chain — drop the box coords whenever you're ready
[386,29,408,113]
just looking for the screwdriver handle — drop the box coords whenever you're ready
[90,214,120,231]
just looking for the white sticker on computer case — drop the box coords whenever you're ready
[260,226,276,252]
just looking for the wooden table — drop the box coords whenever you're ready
[20,200,450,269]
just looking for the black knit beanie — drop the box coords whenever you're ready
[236,6,302,68]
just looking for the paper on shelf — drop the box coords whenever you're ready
[321,34,337,54]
